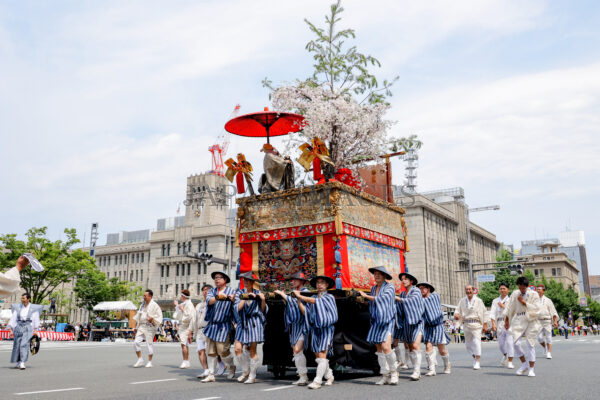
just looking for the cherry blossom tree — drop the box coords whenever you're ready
[263,1,403,173]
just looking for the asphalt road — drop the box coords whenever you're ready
[1,336,599,400]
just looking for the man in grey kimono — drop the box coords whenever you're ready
[8,292,42,369]
[258,143,295,193]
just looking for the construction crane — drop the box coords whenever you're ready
[209,104,240,176]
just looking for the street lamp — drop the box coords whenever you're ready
[465,205,500,285]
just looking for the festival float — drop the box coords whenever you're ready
[224,106,409,376]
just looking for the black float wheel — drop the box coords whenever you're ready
[272,364,287,379]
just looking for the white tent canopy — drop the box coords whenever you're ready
[0,309,12,321]
[93,301,138,311]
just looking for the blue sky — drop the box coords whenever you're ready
[1,0,599,275]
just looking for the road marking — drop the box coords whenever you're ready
[262,385,295,391]
[15,387,84,395]
[130,378,177,385]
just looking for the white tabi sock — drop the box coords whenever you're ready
[293,352,308,376]
[376,352,389,375]
[384,351,397,374]
[314,358,328,384]
[206,356,217,375]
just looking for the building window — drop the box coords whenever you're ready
[198,263,201,275]
[177,243,181,255]
[161,265,164,278]
[137,253,140,263]
[204,240,208,252]
[534,269,539,277]
[167,244,171,256]
[166,265,170,277]
[552,268,557,276]
[197,282,200,294]
[175,284,179,294]
[188,242,192,254]
[119,271,121,279]
[130,271,134,281]
[165,285,168,295]
[557,267,562,276]
[141,253,144,263]
[176,264,179,276]
[162,244,166,256]
[226,237,228,254]
[160,285,163,296]
[140,270,143,281]
[203,262,207,275]
[187,283,190,289]
[136,270,139,281]
[198,240,203,252]
[187,263,191,275]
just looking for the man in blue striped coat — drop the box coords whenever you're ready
[294,275,338,390]
[201,271,237,383]
[417,282,451,376]
[396,272,425,381]
[233,272,267,384]
[357,266,398,385]
[274,271,311,386]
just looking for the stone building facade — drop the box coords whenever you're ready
[519,243,580,293]
[395,187,500,306]
[74,173,238,320]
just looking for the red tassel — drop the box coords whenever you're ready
[313,157,323,180]
[236,173,245,194]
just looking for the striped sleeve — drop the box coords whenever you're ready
[312,293,338,328]
[423,293,443,325]
[371,282,396,323]
[402,287,425,325]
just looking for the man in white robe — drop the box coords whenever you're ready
[0,255,44,299]
[174,289,196,369]
[454,285,488,370]
[133,289,163,368]
[505,276,541,377]
[490,282,515,369]
[194,284,212,378]
[536,284,559,359]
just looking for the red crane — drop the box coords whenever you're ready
[209,104,240,176]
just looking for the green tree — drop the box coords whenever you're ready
[535,276,579,320]
[264,0,397,105]
[74,268,143,317]
[0,227,95,304]
[477,246,532,307]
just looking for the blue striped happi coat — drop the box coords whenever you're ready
[234,289,268,345]
[284,287,309,346]
[366,282,396,344]
[423,292,450,345]
[305,292,338,354]
[396,286,424,343]
[204,286,236,342]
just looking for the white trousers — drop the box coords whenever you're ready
[514,337,535,362]
[464,327,482,357]
[497,328,514,358]
[134,328,155,355]
[538,324,553,345]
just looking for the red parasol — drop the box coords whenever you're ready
[224,107,305,144]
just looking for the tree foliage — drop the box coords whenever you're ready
[0,227,95,304]
[74,268,143,315]
[264,1,412,173]
[476,246,600,323]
